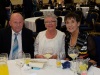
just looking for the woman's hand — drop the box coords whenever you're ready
[65,58,70,61]
[50,55,57,59]
[89,60,97,65]
[35,54,45,58]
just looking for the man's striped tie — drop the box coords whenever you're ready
[12,33,19,60]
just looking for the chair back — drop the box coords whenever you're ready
[35,18,46,33]
[91,12,99,24]
[94,23,100,32]
[42,5,49,9]
[61,10,71,16]
[33,11,43,17]
[86,12,99,23]
[58,4,63,11]
[54,10,61,16]
[93,35,100,66]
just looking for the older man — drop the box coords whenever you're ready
[0,12,34,59]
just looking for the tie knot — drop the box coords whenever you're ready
[14,33,18,37]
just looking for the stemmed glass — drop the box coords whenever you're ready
[43,47,53,59]
[68,46,79,75]
[68,46,79,61]
[42,47,53,67]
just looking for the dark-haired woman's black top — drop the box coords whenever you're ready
[65,31,96,61]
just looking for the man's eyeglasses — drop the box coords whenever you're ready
[44,21,56,24]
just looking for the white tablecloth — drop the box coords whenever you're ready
[7,59,100,75]
[76,7,89,18]
[40,9,54,16]
[8,59,74,75]
[25,17,40,32]
[25,16,65,32]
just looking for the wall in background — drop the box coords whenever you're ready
[96,0,100,3]
[43,0,100,3]
[10,0,23,5]
[10,0,100,5]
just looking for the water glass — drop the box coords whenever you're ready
[15,52,25,75]
[56,59,61,68]
[24,53,31,64]
[77,58,88,75]
[0,53,8,61]
[70,61,79,75]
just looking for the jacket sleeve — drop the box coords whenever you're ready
[87,35,96,60]
[34,34,39,56]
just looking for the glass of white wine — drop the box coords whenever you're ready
[68,46,79,75]
[43,47,53,59]
[42,47,53,67]
[24,53,31,64]
[68,46,79,61]
[0,53,9,75]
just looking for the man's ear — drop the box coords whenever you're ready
[9,21,11,26]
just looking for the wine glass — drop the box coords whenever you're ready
[43,47,53,59]
[24,53,31,64]
[0,53,8,61]
[0,53,9,75]
[42,47,53,67]
[68,46,79,61]
[68,46,79,75]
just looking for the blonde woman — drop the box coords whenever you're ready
[34,13,65,59]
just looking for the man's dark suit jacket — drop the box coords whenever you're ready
[0,27,34,58]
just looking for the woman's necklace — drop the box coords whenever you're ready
[70,34,78,47]
[46,30,57,39]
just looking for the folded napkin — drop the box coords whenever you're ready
[29,62,45,69]
[88,66,100,75]
[15,59,24,68]
[62,61,70,69]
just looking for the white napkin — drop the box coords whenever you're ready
[15,59,24,68]
[29,62,45,69]
[87,66,100,75]
[22,64,31,71]
[95,6,99,10]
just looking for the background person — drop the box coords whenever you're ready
[23,0,33,18]
[0,0,7,28]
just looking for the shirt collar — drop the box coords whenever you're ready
[12,30,22,35]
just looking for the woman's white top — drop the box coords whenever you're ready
[34,29,65,58]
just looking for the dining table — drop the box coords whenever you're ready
[7,59,100,75]
[8,59,73,75]
[76,7,89,18]
[25,17,40,32]
[40,9,54,16]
